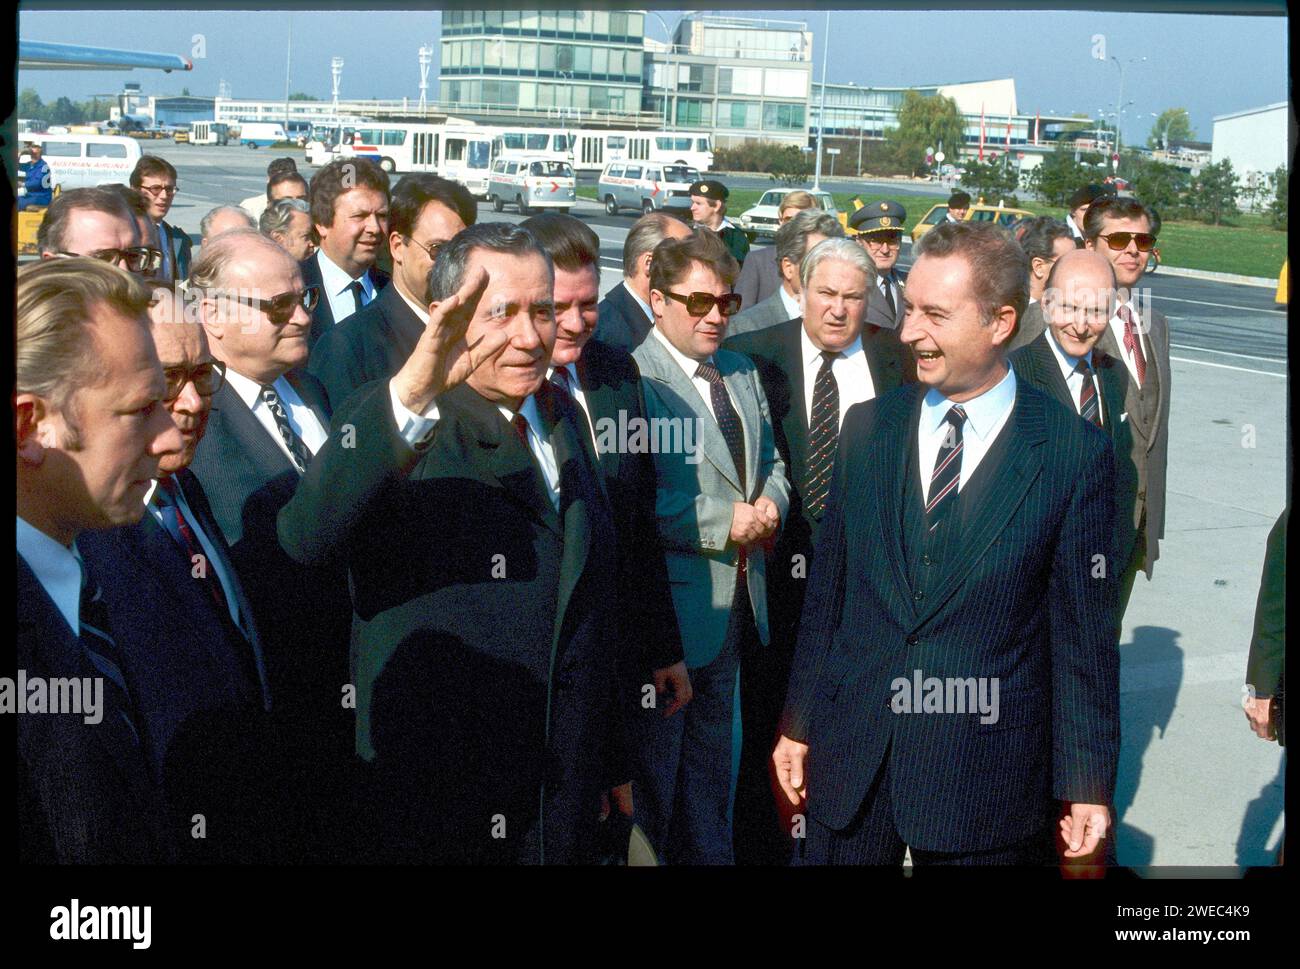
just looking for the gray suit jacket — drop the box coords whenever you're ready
[728,288,797,338]
[865,269,907,331]
[632,332,791,668]
[1009,300,1046,352]
[1097,306,1170,576]
[734,244,781,312]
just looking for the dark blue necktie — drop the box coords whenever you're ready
[77,556,140,743]
[696,360,746,490]
[926,405,966,531]
[804,350,840,519]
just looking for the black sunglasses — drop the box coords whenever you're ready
[663,290,743,317]
[222,285,320,324]
[57,247,163,275]
[163,361,226,402]
[1098,231,1157,252]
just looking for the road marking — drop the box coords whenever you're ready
[1169,343,1287,363]
[1150,294,1286,315]
[1169,356,1286,377]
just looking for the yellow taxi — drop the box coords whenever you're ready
[911,200,1035,243]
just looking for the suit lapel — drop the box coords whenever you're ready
[210,382,295,479]
[542,384,603,638]
[870,386,923,621]
[913,383,1045,627]
[721,357,758,498]
[863,325,903,397]
[1095,350,1126,432]
[458,387,562,536]
[1029,333,1074,409]
[781,320,810,474]
[574,352,619,480]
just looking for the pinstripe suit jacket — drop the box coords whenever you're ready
[782,379,1120,852]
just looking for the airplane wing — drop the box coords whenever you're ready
[19,40,192,72]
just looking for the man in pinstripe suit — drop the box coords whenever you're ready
[774,221,1120,866]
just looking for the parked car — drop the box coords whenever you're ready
[487,155,576,214]
[909,201,1035,243]
[737,188,838,241]
[598,161,699,216]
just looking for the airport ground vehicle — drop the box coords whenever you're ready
[597,161,698,215]
[19,132,141,191]
[571,128,713,174]
[909,201,1036,243]
[487,155,576,214]
[190,121,230,146]
[238,122,289,148]
[172,124,191,144]
[737,188,838,241]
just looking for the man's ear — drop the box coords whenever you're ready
[989,305,1018,348]
[648,288,665,318]
[197,295,226,343]
[16,393,50,467]
[640,251,655,280]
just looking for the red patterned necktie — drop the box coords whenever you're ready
[1117,305,1147,386]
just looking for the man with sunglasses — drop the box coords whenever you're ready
[1084,195,1171,621]
[37,186,160,278]
[188,229,356,861]
[852,199,909,332]
[632,229,790,864]
[78,301,276,860]
[309,173,474,411]
[131,156,191,282]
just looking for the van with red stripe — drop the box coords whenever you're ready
[487,154,576,214]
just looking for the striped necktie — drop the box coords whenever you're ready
[155,477,228,610]
[77,556,140,743]
[696,360,746,490]
[804,350,840,519]
[259,383,312,474]
[1117,305,1147,386]
[1075,358,1102,426]
[925,405,967,531]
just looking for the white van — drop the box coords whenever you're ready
[487,155,576,214]
[21,133,142,191]
[238,122,289,149]
[598,161,699,216]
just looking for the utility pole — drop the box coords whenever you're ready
[283,16,292,131]
[812,12,829,190]
[331,56,343,146]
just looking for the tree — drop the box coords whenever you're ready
[883,90,964,175]
[18,87,44,119]
[1129,158,1190,218]
[1268,165,1288,230]
[48,96,85,125]
[1024,143,1102,207]
[960,158,1020,203]
[181,86,191,96]
[1147,108,1195,150]
[288,92,321,101]
[1188,159,1239,225]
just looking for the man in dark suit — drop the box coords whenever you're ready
[734,190,818,311]
[852,200,909,332]
[632,229,791,864]
[725,237,908,864]
[130,155,191,281]
[594,210,692,352]
[78,297,276,860]
[310,174,475,410]
[729,209,843,338]
[521,212,690,728]
[1085,196,1172,620]
[774,221,1120,866]
[1008,216,1076,351]
[1010,249,1139,604]
[301,156,392,348]
[16,258,184,863]
[278,222,632,863]
[187,230,355,860]
[1245,508,1287,747]
[944,190,971,223]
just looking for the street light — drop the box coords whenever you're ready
[646,11,678,129]
[331,56,344,146]
[812,11,830,190]
[1110,54,1145,160]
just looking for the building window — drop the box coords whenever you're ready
[539,43,556,72]
[558,10,575,35]
[575,10,592,35]
[718,100,760,130]
[763,102,805,130]
[676,99,711,126]
[678,64,704,93]
[520,42,538,72]
[628,12,644,38]
[574,46,591,73]
[610,11,628,37]
[540,11,557,33]
[485,10,501,29]
[593,10,609,36]
[555,44,574,72]
[764,69,807,98]
[626,50,642,78]
[592,47,608,76]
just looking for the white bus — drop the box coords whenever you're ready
[20,133,141,190]
[190,121,230,146]
[571,129,713,174]
[490,127,574,165]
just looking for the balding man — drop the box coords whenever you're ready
[1010,249,1139,627]
[17,259,183,862]
[37,186,160,278]
[775,221,1119,868]
[187,229,354,860]
[78,295,275,860]
[728,209,844,337]
[200,204,258,249]
[595,210,692,351]
[725,237,908,864]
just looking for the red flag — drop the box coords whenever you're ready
[1005,112,1012,148]
[1034,111,1040,145]
[979,103,985,161]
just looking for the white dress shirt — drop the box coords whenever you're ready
[223,368,329,462]
[317,249,376,326]
[1107,300,1151,388]
[1066,213,1084,240]
[17,515,82,635]
[548,362,599,456]
[917,365,1017,503]
[650,325,739,423]
[143,478,245,631]
[779,285,801,322]
[800,326,876,428]
[1043,328,1103,426]
[879,274,900,314]
[387,386,560,509]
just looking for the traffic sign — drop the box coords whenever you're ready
[826,148,841,155]
[935,151,946,163]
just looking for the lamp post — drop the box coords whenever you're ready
[1110,54,1144,158]
[812,11,830,190]
[331,56,343,146]
[647,11,677,129]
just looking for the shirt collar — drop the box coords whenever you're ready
[628,285,654,323]
[16,515,83,634]
[224,366,284,406]
[1044,326,1092,374]
[800,325,863,370]
[651,325,713,381]
[921,364,1017,442]
[499,393,543,436]
[396,284,430,324]
[779,286,802,321]
[317,248,373,298]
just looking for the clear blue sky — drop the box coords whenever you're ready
[18,7,1287,144]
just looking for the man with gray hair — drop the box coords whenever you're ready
[260,197,317,262]
[728,209,844,338]
[724,236,909,864]
[200,204,257,249]
[594,209,693,351]
[277,221,635,864]
[17,258,183,862]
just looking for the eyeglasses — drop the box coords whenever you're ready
[163,361,226,402]
[56,247,163,275]
[404,236,446,261]
[139,183,179,197]
[862,231,902,246]
[664,290,743,317]
[1097,231,1157,252]
[221,286,320,324]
